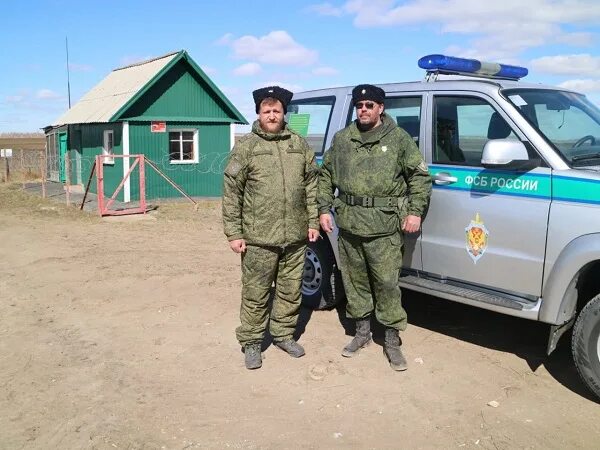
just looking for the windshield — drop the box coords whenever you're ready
[503,88,600,167]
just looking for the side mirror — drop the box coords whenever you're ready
[481,139,538,170]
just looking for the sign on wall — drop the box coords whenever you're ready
[0,149,13,157]
[151,121,166,133]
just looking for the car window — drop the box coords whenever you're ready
[433,96,519,166]
[349,96,422,147]
[286,96,335,155]
[505,89,600,166]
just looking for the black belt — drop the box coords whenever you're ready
[338,191,400,208]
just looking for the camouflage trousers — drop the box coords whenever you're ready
[338,231,407,331]
[236,243,306,346]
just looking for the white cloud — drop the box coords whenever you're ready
[255,81,304,93]
[215,33,234,46]
[36,89,61,100]
[556,32,595,47]
[306,2,344,16]
[558,79,600,93]
[530,54,600,76]
[219,86,243,97]
[2,89,65,113]
[339,0,600,27]
[312,0,600,58]
[5,95,27,105]
[233,62,262,76]
[231,31,318,66]
[312,66,339,76]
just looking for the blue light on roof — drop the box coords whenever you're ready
[418,54,528,80]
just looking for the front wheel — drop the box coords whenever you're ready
[302,238,345,310]
[572,293,600,399]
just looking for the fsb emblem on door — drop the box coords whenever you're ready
[465,213,489,264]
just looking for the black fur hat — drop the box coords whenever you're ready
[252,86,293,113]
[352,84,385,105]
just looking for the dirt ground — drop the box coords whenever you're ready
[1,183,599,450]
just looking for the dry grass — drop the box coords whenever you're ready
[0,182,223,228]
[0,182,98,223]
[149,198,222,226]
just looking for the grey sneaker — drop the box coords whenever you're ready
[274,339,305,358]
[244,343,262,369]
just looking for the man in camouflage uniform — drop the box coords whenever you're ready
[223,86,319,370]
[318,84,432,371]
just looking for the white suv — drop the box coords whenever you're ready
[290,55,600,399]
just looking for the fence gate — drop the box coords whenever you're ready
[96,154,146,216]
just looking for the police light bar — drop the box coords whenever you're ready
[418,54,528,80]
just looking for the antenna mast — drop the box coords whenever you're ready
[65,36,71,108]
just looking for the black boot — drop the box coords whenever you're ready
[244,343,262,369]
[341,318,372,357]
[384,328,407,371]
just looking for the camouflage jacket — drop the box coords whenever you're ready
[318,113,432,237]
[222,120,319,246]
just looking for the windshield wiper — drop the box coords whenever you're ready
[571,152,600,163]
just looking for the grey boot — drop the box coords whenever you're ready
[384,328,407,371]
[274,339,305,358]
[342,318,372,357]
[244,343,262,369]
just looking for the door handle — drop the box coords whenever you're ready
[433,172,458,185]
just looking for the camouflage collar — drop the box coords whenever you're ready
[349,113,396,145]
[252,120,292,141]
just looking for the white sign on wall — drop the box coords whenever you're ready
[0,149,13,157]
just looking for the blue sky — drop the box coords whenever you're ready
[2,0,599,132]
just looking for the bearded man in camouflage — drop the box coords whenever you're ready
[223,86,319,370]
[318,84,432,371]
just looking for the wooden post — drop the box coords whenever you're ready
[3,156,8,183]
[65,152,71,206]
[96,156,105,216]
[21,150,26,189]
[40,153,46,198]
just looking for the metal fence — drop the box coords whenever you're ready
[2,148,232,218]
[0,148,46,183]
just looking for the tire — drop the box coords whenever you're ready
[302,238,345,310]
[572,294,600,399]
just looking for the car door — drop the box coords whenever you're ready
[420,93,551,298]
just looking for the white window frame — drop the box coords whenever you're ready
[102,130,114,165]
[169,128,199,164]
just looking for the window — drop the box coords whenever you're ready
[505,89,600,167]
[433,96,519,166]
[169,129,198,164]
[103,130,114,164]
[286,96,335,155]
[349,96,422,146]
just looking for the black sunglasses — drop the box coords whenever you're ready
[355,101,376,110]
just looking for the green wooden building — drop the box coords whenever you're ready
[45,50,247,201]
